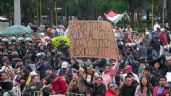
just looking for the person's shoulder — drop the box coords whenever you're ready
[3,92,9,96]
[101,83,106,88]
[121,84,127,89]
[131,73,138,78]
[5,90,17,96]
[135,85,140,89]
[37,81,43,85]
[154,85,159,90]
[133,73,138,77]
[122,73,127,77]
[94,72,99,76]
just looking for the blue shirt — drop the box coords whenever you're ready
[157,86,164,96]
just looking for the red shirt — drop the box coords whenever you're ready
[158,32,167,46]
[105,89,116,96]
[51,76,67,94]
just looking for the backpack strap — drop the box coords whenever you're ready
[91,73,94,83]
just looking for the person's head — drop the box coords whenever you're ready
[104,64,111,73]
[32,75,40,84]
[39,45,45,50]
[50,74,58,82]
[30,71,38,77]
[72,73,79,82]
[157,28,161,32]
[108,83,115,92]
[85,64,93,74]
[60,40,65,45]
[45,69,53,78]
[2,56,9,62]
[0,43,4,50]
[140,76,149,87]
[51,48,57,54]
[2,60,10,67]
[21,68,30,77]
[125,65,132,73]
[6,68,15,76]
[61,61,68,69]
[16,58,23,66]
[1,72,9,80]
[115,88,120,96]
[95,76,103,86]
[1,80,13,91]
[125,76,133,86]
[159,76,167,87]
[61,75,67,82]
[143,67,151,77]
[154,62,161,69]
[127,73,134,80]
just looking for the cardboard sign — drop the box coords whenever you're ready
[68,20,119,59]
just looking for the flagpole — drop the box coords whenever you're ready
[40,0,42,25]
[14,0,21,25]
[162,0,166,27]
[152,0,154,28]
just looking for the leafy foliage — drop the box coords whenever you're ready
[0,0,167,26]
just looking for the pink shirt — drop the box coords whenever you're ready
[101,72,113,90]
[102,61,120,90]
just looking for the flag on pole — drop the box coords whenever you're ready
[104,10,125,24]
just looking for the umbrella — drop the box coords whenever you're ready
[0,25,33,36]
[52,36,70,47]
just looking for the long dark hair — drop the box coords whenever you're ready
[140,76,153,95]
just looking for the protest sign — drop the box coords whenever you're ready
[68,20,119,59]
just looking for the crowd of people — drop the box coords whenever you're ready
[0,22,171,96]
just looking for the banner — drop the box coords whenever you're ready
[68,20,119,59]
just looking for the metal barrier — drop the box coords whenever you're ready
[33,91,42,96]
[69,93,85,96]
[13,86,42,96]
[49,94,67,96]
[49,93,85,96]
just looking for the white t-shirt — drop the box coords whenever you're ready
[122,72,139,83]
[154,24,161,31]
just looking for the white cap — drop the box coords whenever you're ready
[161,28,165,32]
[61,61,68,68]
[145,32,150,35]
[11,37,16,40]
[30,71,38,76]
[25,38,32,41]
[18,37,24,41]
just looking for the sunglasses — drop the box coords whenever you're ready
[109,85,115,88]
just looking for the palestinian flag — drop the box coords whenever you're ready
[104,10,125,24]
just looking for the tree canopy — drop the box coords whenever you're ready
[0,0,169,27]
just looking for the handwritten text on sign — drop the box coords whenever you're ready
[68,20,119,59]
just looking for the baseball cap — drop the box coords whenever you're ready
[125,65,132,71]
[30,71,38,76]
[61,61,68,68]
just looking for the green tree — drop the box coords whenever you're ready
[167,0,171,28]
